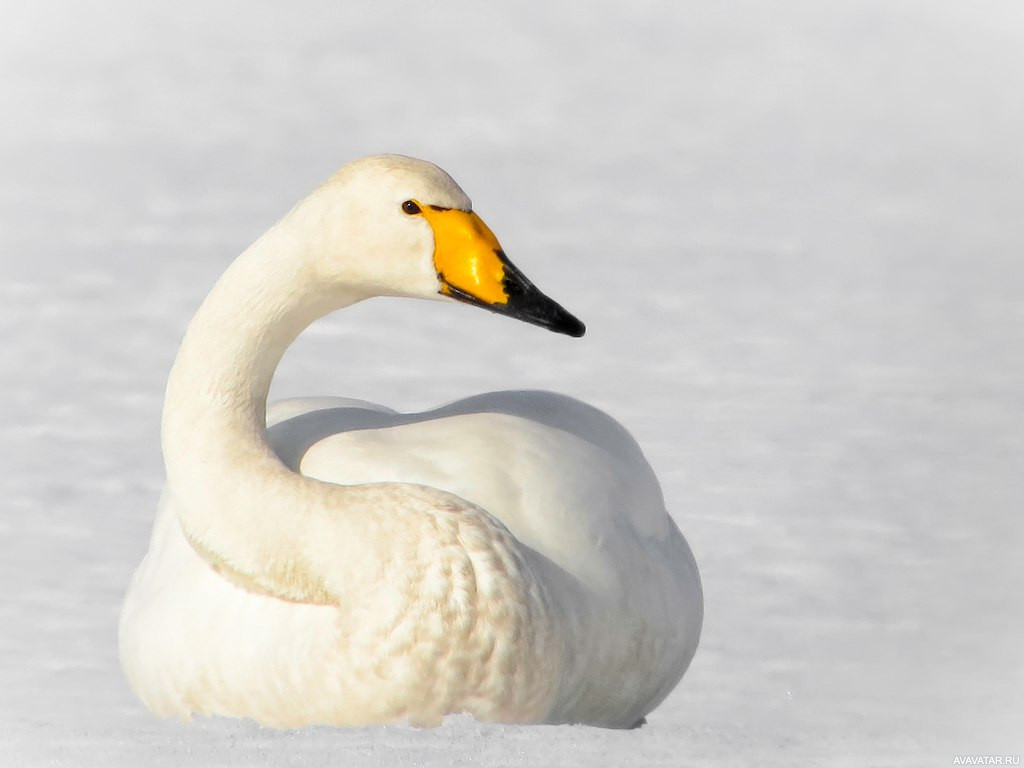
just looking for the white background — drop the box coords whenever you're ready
[1,1,1022,765]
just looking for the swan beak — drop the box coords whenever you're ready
[422,206,586,338]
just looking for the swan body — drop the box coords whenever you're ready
[119,155,702,729]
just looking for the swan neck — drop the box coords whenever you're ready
[161,212,363,487]
[163,217,360,442]
[156,201,471,607]
[157,210,378,601]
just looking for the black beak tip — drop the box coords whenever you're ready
[555,313,586,338]
[442,262,587,338]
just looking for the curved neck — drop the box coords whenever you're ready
[161,213,373,603]
[163,220,353,470]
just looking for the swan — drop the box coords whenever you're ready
[118,154,702,729]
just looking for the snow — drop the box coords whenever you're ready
[2,0,1022,764]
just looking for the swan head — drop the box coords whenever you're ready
[308,154,585,337]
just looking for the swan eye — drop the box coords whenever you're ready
[402,200,422,215]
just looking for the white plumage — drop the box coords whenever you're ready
[119,155,702,729]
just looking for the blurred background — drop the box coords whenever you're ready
[1,1,1022,765]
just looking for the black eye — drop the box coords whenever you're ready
[402,200,421,215]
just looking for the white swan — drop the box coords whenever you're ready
[119,154,702,729]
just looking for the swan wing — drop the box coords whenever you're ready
[273,392,678,599]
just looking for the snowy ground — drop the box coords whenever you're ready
[2,1,1022,765]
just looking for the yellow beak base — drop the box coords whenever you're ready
[423,207,509,306]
